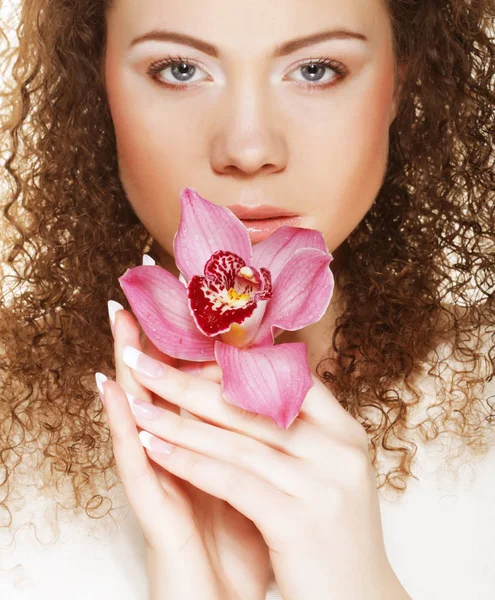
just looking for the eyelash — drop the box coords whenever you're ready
[146,54,348,93]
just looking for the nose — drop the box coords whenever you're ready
[210,81,288,177]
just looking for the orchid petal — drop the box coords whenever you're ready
[251,247,334,346]
[119,265,215,361]
[214,340,314,429]
[252,225,330,284]
[174,187,253,281]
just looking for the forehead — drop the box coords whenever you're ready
[106,0,390,57]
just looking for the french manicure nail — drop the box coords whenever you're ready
[108,300,124,336]
[95,372,108,406]
[123,346,166,379]
[125,392,161,419]
[142,254,156,266]
[95,372,108,395]
[139,431,174,455]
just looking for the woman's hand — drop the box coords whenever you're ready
[96,304,271,600]
[118,331,412,600]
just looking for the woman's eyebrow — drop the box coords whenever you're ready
[128,28,369,58]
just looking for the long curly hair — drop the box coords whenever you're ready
[0,0,493,533]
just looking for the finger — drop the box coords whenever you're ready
[110,303,180,416]
[138,316,212,429]
[122,346,365,456]
[304,376,370,451]
[177,360,223,383]
[121,345,316,456]
[97,376,178,548]
[129,399,302,495]
[139,429,292,541]
[109,302,151,401]
[113,305,206,423]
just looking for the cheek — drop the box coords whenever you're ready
[339,68,394,203]
[104,61,200,253]
[300,64,396,251]
[107,87,184,197]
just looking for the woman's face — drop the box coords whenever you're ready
[103,0,398,260]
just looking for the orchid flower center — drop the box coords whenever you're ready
[225,266,257,304]
[227,288,250,303]
[187,250,272,344]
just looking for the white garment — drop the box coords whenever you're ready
[1,373,494,599]
[2,429,494,599]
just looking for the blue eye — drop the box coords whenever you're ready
[147,55,208,90]
[289,57,347,88]
[147,54,348,92]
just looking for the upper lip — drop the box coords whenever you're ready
[226,204,299,220]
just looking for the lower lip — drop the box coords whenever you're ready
[240,216,302,244]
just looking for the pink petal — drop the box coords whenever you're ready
[214,340,314,429]
[251,248,334,346]
[173,188,253,281]
[252,225,330,284]
[119,265,216,361]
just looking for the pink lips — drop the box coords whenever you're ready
[227,203,298,219]
[240,216,303,244]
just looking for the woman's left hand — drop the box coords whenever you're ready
[121,345,411,600]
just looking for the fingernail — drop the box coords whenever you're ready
[142,254,156,266]
[125,392,161,419]
[123,346,166,379]
[95,372,108,405]
[108,300,124,337]
[139,431,174,455]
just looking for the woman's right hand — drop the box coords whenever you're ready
[97,303,271,600]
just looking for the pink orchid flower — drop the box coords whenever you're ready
[119,187,334,429]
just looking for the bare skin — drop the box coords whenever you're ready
[102,0,402,596]
[103,0,400,368]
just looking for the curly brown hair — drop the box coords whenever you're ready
[0,0,493,535]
